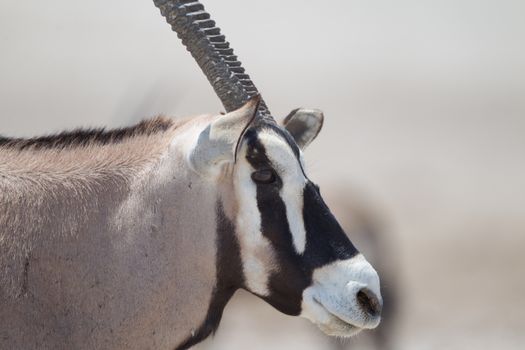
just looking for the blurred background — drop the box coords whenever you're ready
[1,0,524,349]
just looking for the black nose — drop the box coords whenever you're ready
[357,288,382,317]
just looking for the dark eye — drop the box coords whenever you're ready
[251,169,276,184]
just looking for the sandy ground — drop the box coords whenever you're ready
[1,1,524,349]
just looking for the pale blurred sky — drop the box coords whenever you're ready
[0,0,524,236]
[1,0,524,130]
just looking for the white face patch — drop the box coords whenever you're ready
[226,122,382,338]
[233,149,273,297]
[301,254,382,336]
[257,130,308,254]
[232,127,309,296]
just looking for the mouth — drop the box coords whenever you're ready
[312,297,362,337]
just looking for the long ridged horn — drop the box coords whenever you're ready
[153,0,273,121]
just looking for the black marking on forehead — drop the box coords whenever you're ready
[247,136,310,315]
[0,117,174,150]
[263,123,302,161]
[176,202,244,350]
[243,128,273,169]
[241,124,302,167]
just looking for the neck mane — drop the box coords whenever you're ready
[0,117,189,190]
[0,115,201,296]
[0,117,175,151]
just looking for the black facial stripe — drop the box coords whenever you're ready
[243,128,280,171]
[242,123,302,164]
[242,125,359,318]
[302,181,359,267]
[257,185,311,315]
[260,127,357,263]
[176,202,244,350]
[244,128,310,315]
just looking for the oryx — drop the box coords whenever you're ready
[0,1,382,349]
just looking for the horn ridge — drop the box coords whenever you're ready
[153,0,272,120]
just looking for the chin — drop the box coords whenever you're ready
[300,284,381,339]
[317,318,363,338]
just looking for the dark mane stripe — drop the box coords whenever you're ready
[0,117,174,150]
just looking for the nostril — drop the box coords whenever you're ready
[357,288,382,318]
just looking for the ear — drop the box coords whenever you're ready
[189,96,259,175]
[282,108,324,149]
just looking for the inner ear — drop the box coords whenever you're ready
[282,108,324,149]
[189,96,260,176]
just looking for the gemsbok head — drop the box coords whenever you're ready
[0,1,382,349]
